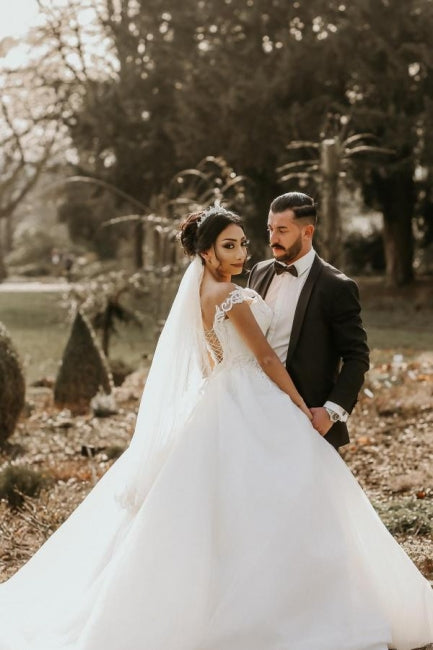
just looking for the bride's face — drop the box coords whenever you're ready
[204,224,248,277]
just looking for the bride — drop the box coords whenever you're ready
[0,205,432,650]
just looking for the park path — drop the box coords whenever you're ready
[0,281,73,292]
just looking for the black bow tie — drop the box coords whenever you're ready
[274,261,298,277]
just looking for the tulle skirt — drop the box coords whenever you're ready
[0,361,432,649]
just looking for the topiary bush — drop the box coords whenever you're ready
[54,310,113,412]
[0,322,25,444]
[0,465,47,508]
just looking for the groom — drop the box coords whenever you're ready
[248,192,369,449]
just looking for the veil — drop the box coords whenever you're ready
[115,256,211,511]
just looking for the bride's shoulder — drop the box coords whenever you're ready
[216,284,267,315]
[205,283,261,316]
[212,281,238,299]
[213,282,245,311]
[217,284,262,301]
[201,282,243,317]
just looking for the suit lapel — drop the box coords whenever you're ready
[252,261,275,299]
[286,254,323,366]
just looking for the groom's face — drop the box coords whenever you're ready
[267,209,311,263]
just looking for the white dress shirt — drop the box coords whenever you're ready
[265,247,316,364]
[265,247,347,421]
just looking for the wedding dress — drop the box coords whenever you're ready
[0,259,432,650]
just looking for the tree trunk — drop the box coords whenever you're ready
[101,305,112,357]
[319,139,342,267]
[0,226,7,282]
[134,220,144,269]
[4,214,13,253]
[374,165,415,287]
[382,212,414,287]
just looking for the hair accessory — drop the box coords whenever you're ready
[196,201,225,229]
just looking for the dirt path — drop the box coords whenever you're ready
[0,281,73,292]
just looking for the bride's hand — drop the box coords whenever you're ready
[297,399,313,421]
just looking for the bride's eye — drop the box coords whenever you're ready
[242,240,250,247]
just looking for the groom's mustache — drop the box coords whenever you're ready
[271,245,285,250]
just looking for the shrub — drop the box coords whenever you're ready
[0,322,25,444]
[343,228,385,275]
[0,465,47,508]
[373,498,433,536]
[54,311,113,412]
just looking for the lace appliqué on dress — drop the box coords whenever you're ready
[215,288,245,323]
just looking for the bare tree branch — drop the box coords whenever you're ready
[0,128,59,218]
[1,101,25,165]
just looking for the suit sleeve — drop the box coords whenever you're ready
[327,279,370,413]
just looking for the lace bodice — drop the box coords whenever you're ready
[204,287,272,368]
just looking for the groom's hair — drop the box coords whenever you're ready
[270,192,317,225]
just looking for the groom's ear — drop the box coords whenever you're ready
[303,224,315,239]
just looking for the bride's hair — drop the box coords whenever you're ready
[179,204,244,258]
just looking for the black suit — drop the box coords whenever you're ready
[248,254,369,449]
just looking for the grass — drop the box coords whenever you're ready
[358,275,433,351]
[363,307,433,351]
[0,291,155,385]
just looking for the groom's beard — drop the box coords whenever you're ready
[271,233,302,264]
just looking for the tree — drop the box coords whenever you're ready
[14,0,433,285]
[29,1,306,237]
[0,34,66,279]
[31,0,198,203]
[321,0,433,285]
[256,0,433,284]
[0,95,58,280]
[276,120,394,266]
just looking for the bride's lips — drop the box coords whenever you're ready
[232,264,244,268]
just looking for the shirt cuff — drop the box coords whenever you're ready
[324,401,349,423]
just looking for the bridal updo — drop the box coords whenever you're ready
[179,204,244,258]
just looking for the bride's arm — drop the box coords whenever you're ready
[227,301,312,420]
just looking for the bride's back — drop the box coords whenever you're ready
[200,279,236,331]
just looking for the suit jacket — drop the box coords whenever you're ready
[248,254,370,449]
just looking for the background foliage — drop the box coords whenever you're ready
[1,0,433,286]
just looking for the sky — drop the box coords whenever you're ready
[0,1,104,72]
[0,0,41,40]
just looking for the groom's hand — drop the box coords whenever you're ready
[310,407,333,437]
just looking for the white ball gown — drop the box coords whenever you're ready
[0,259,432,650]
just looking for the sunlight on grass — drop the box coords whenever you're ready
[0,292,154,385]
[363,308,433,351]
